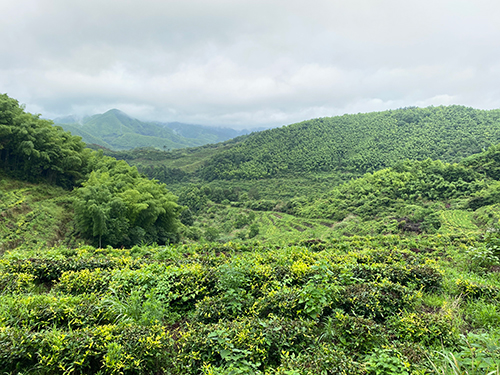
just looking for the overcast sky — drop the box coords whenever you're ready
[1,0,500,128]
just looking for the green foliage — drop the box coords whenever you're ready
[465,300,500,329]
[248,223,260,239]
[4,257,117,284]
[428,333,500,375]
[463,143,500,181]
[0,176,77,251]
[0,272,35,294]
[389,310,461,347]
[55,268,111,295]
[321,312,385,353]
[299,159,484,223]
[441,210,480,234]
[0,324,172,374]
[0,294,107,330]
[468,181,500,210]
[198,105,500,181]
[0,94,90,188]
[272,343,363,374]
[473,204,500,229]
[462,246,500,273]
[205,227,221,242]
[73,156,181,247]
[0,235,497,374]
[455,279,500,300]
[341,280,420,322]
[364,348,410,375]
[102,289,166,326]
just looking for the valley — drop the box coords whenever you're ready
[1,93,500,374]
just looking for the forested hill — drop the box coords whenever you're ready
[0,94,182,249]
[55,109,248,151]
[195,105,500,180]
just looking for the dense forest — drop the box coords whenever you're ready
[1,94,500,374]
[119,105,500,182]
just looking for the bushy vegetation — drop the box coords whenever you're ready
[0,94,91,188]
[100,106,500,186]
[0,174,76,252]
[0,236,499,374]
[2,94,500,373]
[74,154,181,248]
[296,159,486,225]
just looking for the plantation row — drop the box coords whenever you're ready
[1,235,499,374]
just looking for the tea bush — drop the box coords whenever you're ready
[388,311,460,347]
[0,324,173,374]
[0,235,497,373]
[54,268,111,295]
[0,272,35,294]
[341,280,420,322]
[0,294,108,330]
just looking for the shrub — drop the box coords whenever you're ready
[5,257,117,283]
[364,348,410,375]
[463,246,500,272]
[0,294,107,331]
[456,279,500,300]
[54,268,111,295]
[0,272,35,294]
[341,280,420,321]
[320,312,385,353]
[0,324,173,374]
[273,343,364,375]
[350,263,443,292]
[388,311,460,348]
[205,227,220,242]
[174,318,316,374]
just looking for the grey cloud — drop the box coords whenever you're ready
[2,0,500,128]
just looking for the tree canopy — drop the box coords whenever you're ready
[74,155,182,247]
[198,105,500,180]
[0,94,91,188]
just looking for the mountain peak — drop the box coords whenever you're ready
[104,109,130,118]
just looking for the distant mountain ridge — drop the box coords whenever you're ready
[53,109,250,150]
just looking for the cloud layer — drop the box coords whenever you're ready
[2,0,500,128]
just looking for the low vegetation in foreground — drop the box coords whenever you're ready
[1,234,500,374]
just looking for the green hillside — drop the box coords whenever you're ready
[55,110,248,150]
[2,93,500,373]
[108,105,500,189]
[58,123,114,149]
[197,105,500,180]
[0,173,77,252]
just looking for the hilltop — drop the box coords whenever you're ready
[54,109,250,150]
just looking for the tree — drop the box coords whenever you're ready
[74,157,181,247]
[0,93,90,188]
[204,227,219,242]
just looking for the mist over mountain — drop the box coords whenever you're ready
[53,109,254,150]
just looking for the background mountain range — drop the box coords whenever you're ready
[53,109,255,150]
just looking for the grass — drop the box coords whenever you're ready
[439,210,480,234]
[0,176,77,252]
